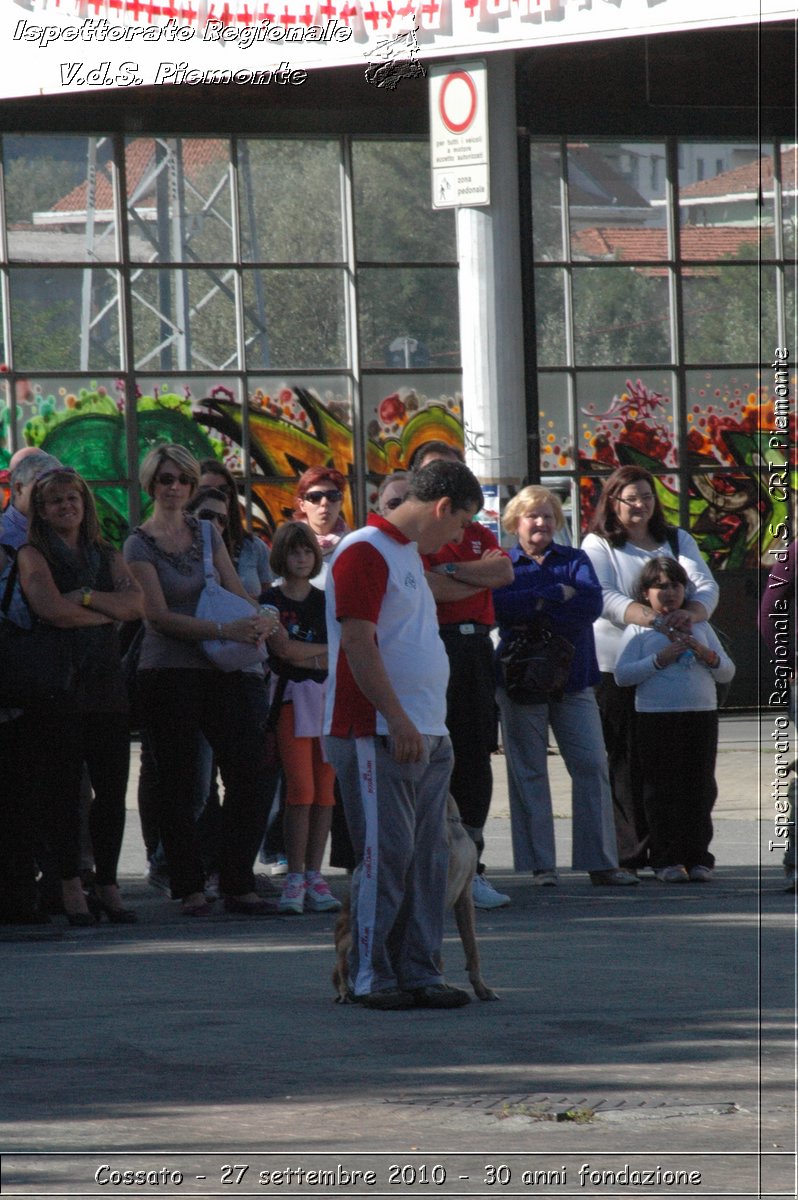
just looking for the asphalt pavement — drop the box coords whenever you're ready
[1,712,795,1200]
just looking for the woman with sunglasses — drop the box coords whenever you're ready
[581,465,719,871]
[294,467,348,588]
[199,459,272,600]
[16,467,143,925]
[124,444,278,917]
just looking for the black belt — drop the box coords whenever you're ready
[439,623,492,637]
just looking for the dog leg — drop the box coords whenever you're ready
[453,885,499,1002]
[332,896,355,1003]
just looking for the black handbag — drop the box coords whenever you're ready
[0,553,77,708]
[499,620,575,705]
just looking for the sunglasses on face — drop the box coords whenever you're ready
[198,509,228,527]
[156,472,193,488]
[384,496,405,511]
[303,489,343,505]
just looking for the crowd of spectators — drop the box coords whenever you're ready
[0,442,758,933]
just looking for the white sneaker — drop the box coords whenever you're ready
[532,870,558,887]
[304,872,342,913]
[688,865,713,883]
[278,873,306,915]
[472,873,510,909]
[655,864,689,883]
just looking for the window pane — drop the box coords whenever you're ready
[246,376,355,533]
[243,269,347,370]
[4,135,118,265]
[678,142,766,261]
[684,368,767,466]
[125,137,234,263]
[780,142,797,257]
[683,264,775,362]
[530,142,564,261]
[10,267,121,372]
[688,469,761,571]
[538,373,572,471]
[132,268,239,371]
[572,266,671,365]
[577,370,677,469]
[362,373,463,481]
[136,376,241,475]
[239,140,344,264]
[358,268,459,369]
[534,267,568,366]
[569,140,668,261]
[10,375,129,542]
[353,141,456,262]
[0,377,9,473]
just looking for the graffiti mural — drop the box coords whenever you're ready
[199,382,464,533]
[2,377,465,545]
[540,375,795,571]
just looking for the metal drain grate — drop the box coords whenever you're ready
[384,1092,741,1122]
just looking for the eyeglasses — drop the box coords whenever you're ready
[197,509,228,527]
[156,472,193,488]
[384,497,405,511]
[616,493,654,506]
[303,489,343,505]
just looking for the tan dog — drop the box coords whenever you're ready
[332,794,499,1003]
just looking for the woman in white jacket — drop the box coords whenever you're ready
[582,466,718,870]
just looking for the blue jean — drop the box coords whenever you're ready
[497,686,618,873]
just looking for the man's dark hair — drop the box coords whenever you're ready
[407,440,465,470]
[408,458,483,514]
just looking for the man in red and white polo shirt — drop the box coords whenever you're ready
[324,459,484,1011]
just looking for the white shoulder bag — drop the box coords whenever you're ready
[196,521,267,672]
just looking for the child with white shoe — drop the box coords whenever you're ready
[261,523,341,915]
[614,556,734,883]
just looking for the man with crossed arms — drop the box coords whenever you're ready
[411,441,514,909]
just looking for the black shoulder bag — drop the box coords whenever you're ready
[0,550,77,708]
[499,617,575,705]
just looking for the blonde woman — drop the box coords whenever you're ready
[124,444,278,917]
[493,485,636,888]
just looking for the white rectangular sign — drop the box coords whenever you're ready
[429,61,490,209]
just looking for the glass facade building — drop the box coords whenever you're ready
[1,26,794,702]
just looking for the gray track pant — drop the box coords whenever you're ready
[326,733,453,995]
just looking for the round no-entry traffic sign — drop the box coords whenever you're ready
[439,70,478,135]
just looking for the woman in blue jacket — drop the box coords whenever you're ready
[494,486,637,888]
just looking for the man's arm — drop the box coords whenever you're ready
[339,617,424,764]
[426,547,514,600]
